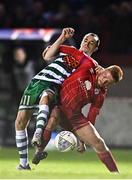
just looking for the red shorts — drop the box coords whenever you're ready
[50,106,90,131]
[59,111,90,131]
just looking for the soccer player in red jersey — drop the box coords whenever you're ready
[32,29,124,173]
[34,62,123,173]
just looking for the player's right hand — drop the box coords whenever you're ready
[77,140,86,153]
[61,27,75,40]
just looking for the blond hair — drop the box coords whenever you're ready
[107,65,123,82]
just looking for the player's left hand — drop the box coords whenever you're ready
[95,65,105,74]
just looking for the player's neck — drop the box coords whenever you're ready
[79,48,92,57]
[85,51,92,56]
[84,48,94,57]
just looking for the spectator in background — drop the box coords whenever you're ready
[0,0,132,54]
[105,1,132,53]
[11,4,27,27]
[12,47,35,101]
[53,2,72,27]
[0,3,12,27]
[27,1,48,27]
[74,4,102,48]
[0,45,35,146]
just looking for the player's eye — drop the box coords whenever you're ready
[90,41,94,44]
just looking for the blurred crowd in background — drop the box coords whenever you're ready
[0,0,132,53]
[0,0,132,146]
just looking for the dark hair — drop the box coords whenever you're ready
[88,33,100,47]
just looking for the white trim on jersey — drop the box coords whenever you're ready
[27,95,30,105]
[19,105,39,110]
[33,57,71,84]
[40,69,65,81]
[44,62,71,76]
[34,75,63,84]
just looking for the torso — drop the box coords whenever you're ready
[60,61,106,119]
[33,55,80,84]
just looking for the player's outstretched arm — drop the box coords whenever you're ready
[86,90,106,125]
[42,27,74,62]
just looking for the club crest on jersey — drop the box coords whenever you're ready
[94,88,100,94]
[84,80,91,90]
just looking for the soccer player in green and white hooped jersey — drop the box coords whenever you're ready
[15,28,75,170]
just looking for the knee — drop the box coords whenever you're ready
[40,91,54,105]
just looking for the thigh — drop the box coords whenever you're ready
[68,113,90,131]
[19,79,57,109]
[59,116,73,131]
[75,122,102,147]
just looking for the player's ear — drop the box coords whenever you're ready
[94,47,98,52]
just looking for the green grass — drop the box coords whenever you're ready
[0,147,132,179]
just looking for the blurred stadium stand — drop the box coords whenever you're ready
[0,0,132,148]
[83,97,132,147]
[0,28,75,147]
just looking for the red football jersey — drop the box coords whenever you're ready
[59,45,107,126]
[59,45,98,67]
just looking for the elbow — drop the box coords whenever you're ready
[42,46,51,60]
[42,51,45,60]
[42,51,51,61]
[42,50,48,60]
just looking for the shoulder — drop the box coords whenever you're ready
[82,52,98,67]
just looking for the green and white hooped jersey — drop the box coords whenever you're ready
[19,55,79,110]
[33,56,73,84]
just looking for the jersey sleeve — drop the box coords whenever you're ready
[86,90,107,125]
[86,105,100,125]
[59,45,84,62]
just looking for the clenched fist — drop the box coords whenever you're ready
[60,27,75,40]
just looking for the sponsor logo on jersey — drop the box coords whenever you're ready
[63,55,79,69]
[78,79,91,98]
[84,80,91,90]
